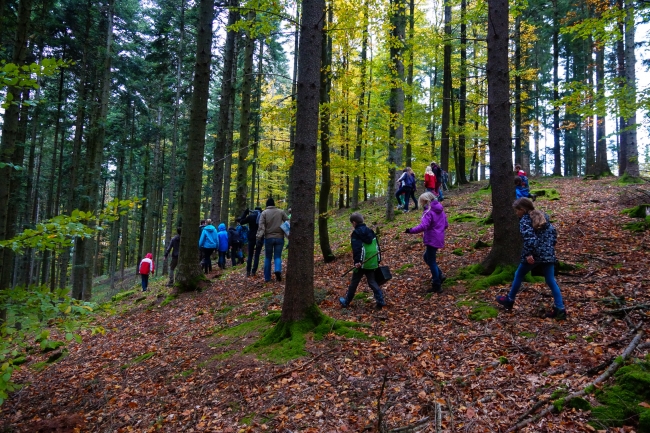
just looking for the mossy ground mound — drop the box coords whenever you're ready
[449,213,482,223]
[622,205,650,218]
[589,361,650,432]
[219,305,370,363]
[531,188,560,200]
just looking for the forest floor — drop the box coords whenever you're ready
[1,177,650,433]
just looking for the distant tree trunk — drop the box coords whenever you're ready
[234,11,256,221]
[211,0,239,222]
[176,0,214,291]
[552,0,561,176]
[616,0,626,175]
[351,0,368,210]
[109,143,125,290]
[622,1,638,177]
[482,0,521,272]
[513,13,522,168]
[250,40,264,209]
[405,0,414,167]
[440,0,452,173]
[220,64,238,223]
[457,0,468,184]
[163,0,185,277]
[594,43,611,176]
[282,0,323,322]
[318,4,335,263]
[0,0,31,316]
[386,0,406,221]
[72,0,114,301]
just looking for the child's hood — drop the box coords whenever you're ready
[427,200,444,214]
[203,224,216,233]
[353,224,375,244]
[218,223,227,231]
[145,253,153,259]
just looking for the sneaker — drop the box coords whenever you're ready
[339,297,349,308]
[275,271,282,282]
[496,295,514,310]
[427,285,443,294]
[545,307,567,321]
[531,194,537,202]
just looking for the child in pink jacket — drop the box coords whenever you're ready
[404,192,449,293]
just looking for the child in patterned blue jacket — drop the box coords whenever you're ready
[496,198,567,320]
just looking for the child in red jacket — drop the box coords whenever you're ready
[139,253,155,291]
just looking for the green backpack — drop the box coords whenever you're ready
[361,238,380,269]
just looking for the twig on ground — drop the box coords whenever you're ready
[267,348,334,382]
[446,396,454,431]
[435,402,442,433]
[378,371,388,432]
[388,416,431,433]
[604,304,650,315]
[506,331,645,432]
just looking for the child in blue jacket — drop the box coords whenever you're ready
[216,223,230,269]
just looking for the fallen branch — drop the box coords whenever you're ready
[388,416,431,433]
[507,331,645,432]
[267,348,334,382]
[604,304,650,315]
[378,371,388,432]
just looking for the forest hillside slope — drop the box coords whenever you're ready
[1,177,649,433]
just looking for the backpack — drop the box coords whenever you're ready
[228,228,241,246]
[360,237,380,269]
[518,173,529,188]
[139,258,152,274]
[248,210,261,226]
[238,225,249,244]
[404,173,416,189]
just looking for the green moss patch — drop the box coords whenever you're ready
[244,305,370,363]
[395,263,415,275]
[531,188,560,200]
[589,361,650,431]
[122,351,155,369]
[622,205,650,218]
[623,216,650,233]
[112,289,137,302]
[160,294,177,307]
[616,173,645,185]
[452,248,464,256]
[449,213,482,223]
[468,304,498,321]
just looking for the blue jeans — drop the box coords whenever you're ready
[141,274,149,291]
[264,237,284,281]
[507,262,565,310]
[218,251,227,269]
[423,246,442,287]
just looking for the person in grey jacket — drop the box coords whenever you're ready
[256,198,288,282]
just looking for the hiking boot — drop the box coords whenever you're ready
[275,271,282,282]
[375,302,385,311]
[531,194,537,202]
[339,297,349,308]
[545,307,567,321]
[427,284,443,294]
[496,295,514,310]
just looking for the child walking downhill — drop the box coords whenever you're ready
[404,192,448,293]
[138,253,155,292]
[339,212,386,310]
[496,198,567,320]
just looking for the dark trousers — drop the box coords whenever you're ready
[423,246,442,288]
[395,186,415,210]
[141,274,149,291]
[344,268,385,306]
[168,256,178,284]
[201,248,214,273]
[218,251,227,269]
[247,238,263,275]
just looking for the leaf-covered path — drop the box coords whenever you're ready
[2,178,649,432]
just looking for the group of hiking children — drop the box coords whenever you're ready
[139,163,566,321]
[339,163,566,321]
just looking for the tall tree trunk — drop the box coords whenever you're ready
[220,62,238,223]
[318,4,335,263]
[595,42,611,176]
[482,0,521,272]
[552,0,562,176]
[457,0,468,184]
[440,0,452,173]
[616,0,626,175]
[386,0,406,221]
[211,0,239,222]
[282,0,323,322]
[622,1,638,177]
[0,0,32,318]
[351,0,368,210]
[234,11,256,221]
[513,13,522,168]
[250,40,264,209]
[176,0,214,291]
[163,0,186,276]
[405,0,414,167]
[287,3,300,209]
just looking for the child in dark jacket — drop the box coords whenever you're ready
[339,212,386,310]
[404,192,449,293]
[496,198,567,320]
